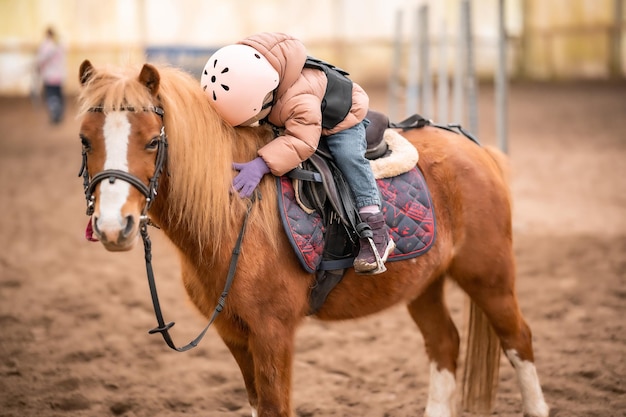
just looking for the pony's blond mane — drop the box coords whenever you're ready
[78,63,280,261]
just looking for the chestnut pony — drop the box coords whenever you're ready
[77,60,549,417]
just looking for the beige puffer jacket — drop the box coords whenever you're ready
[238,32,369,176]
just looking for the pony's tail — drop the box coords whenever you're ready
[461,300,501,413]
[461,145,508,413]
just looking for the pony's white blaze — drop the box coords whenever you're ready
[98,112,131,231]
[505,350,549,417]
[425,362,456,417]
[250,406,257,417]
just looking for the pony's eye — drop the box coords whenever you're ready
[145,137,160,150]
[80,135,91,151]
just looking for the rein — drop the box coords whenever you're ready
[142,196,255,352]
[79,105,252,352]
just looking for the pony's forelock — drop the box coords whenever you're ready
[77,64,155,116]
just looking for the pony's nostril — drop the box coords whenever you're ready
[121,215,135,238]
[92,217,105,240]
[91,216,109,242]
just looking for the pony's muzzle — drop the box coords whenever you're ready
[93,214,137,250]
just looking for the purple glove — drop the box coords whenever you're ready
[232,157,270,198]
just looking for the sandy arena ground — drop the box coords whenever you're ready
[0,79,624,417]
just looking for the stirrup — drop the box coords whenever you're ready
[355,237,395,275]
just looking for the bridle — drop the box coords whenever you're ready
[78,105,254,352]
[78,105,168,220]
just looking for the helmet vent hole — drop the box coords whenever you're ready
[212,91,217,101]
[221,67,229,73]
[213,59,217,68]
[221,84,229,91]
[211,75,216,83]
[254,53,261,59]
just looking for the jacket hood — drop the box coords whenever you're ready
[238,32,307,98]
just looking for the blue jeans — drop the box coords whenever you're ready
[324,119,381,209]
[44,84,64,124]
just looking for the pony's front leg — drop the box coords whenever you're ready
[248,320,296,417]
[222,337,259,415]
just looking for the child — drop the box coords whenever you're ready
[201,32,394,274]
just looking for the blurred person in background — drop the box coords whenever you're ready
[36,26,66,124]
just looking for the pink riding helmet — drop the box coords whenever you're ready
[201,44,279,126]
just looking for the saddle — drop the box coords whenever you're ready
[280,110,433,314]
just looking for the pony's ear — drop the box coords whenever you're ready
[79,60,94,85]
[138,64,160,97]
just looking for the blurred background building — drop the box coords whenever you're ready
[0,0,624,96]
